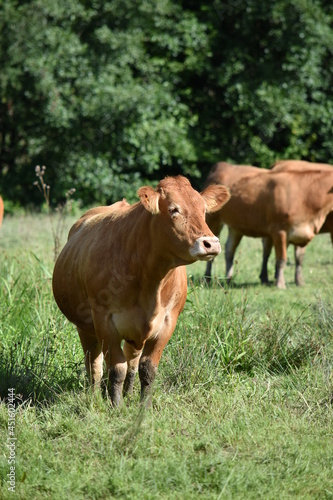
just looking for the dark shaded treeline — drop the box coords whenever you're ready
[1,0,333,206]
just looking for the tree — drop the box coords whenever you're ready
[0,0,206,205]
[182,0,333,172]
[1,0,333,207]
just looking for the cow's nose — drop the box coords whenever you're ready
[203,239,213,249]
[189,236,221,261]
[201,236,221,255]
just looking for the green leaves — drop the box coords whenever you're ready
[0,0,205,206]
[1,0,333,206]
[190,0,333,167]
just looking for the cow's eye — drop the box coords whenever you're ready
[169,206,180,218]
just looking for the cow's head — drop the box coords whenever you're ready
[138,176,230,264]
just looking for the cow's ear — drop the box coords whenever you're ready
[201,184,230,213]
[137,186,160,214]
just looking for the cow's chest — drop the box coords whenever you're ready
[287,223,315,245]
[112,303,171,350]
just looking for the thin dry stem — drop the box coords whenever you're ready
[34,165,76,261]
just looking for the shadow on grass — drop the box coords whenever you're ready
[188,275,273,289]
[0,360,83,404]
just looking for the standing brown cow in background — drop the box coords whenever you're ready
[259,160,333,286]
[205,166,333,288]
[53,176,230,406]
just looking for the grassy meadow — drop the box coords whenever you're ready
[0,212,333,499]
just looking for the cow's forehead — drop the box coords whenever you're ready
[157,176,204,207]
[157,175,191,191]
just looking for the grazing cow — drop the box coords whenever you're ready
[259,160,333,285]
[0,196,3,228]
[205,168,333,288]
[203,162,269,281]
[52,176,230,405]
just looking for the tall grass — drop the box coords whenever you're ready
[0,249,83,402]
[0,214,333,499]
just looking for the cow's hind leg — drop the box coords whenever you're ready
[77,327,103,390]
[272,230,287,289]
[92,313,127,406]
[123,341,143,397]
[260,237,273,284]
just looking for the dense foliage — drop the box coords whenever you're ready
[1,0,333,206]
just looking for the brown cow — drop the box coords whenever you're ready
[52,176,230,405]
[205,167,333,288]
[271,161,333,241]
[0,196,4,228]
[259,160,333,285]
[203,162,269,281]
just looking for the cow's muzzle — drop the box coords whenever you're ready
[189,236,221,261]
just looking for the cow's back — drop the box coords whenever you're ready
[272,160,333,173]
[68,199,130,239]
[205,162,266,188]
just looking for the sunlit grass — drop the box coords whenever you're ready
[0,214,333,498]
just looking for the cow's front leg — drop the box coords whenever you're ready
[204,215,225,283]
[139,319,177,404]
[275,259,286,289]
[204,259,213,283]
[139,357,158,404]
[294,246,306,286]
[108,359,127,406]
[225,227,243,282]
[123,341,143,397]
[273,230,287,289]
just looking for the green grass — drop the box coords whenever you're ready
[0,214,333,499]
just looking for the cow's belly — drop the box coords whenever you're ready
[287,224,314,246]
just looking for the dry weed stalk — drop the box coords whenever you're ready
[34,165,75,261]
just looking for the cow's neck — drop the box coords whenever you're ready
[119,204,184,295]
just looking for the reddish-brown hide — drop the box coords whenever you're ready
[205,162,333,288]
[52,176,230,405]
[271,160,333,238]
[263,160,333,286]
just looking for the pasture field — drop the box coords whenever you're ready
[0,213,333,499]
